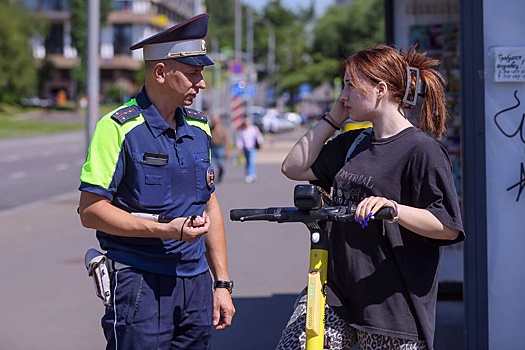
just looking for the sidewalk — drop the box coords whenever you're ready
[0,126,464,350]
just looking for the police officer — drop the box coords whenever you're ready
[78,13,235,350]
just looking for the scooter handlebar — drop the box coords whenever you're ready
[230,206,394,223]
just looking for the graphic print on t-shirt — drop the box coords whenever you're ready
[333,168,373,206]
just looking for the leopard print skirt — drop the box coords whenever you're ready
[275,294,429,350]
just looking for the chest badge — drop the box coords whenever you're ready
[206,166,215,188]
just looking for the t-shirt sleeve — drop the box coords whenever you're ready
[414,145,465,246]
[310,133,351,192]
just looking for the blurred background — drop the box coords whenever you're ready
[0,0,386,133]
[0,1,466,349]
[0,0,462,296]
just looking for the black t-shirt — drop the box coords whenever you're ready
[311,127,464,349]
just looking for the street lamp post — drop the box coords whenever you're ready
[86,0,100,151]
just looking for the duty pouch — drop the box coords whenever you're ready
[84,248,112,307]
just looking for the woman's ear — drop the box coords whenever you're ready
[376,81,387,98]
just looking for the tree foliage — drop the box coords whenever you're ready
[285,0,385,93]
[0,1,45,104]
[312,0,385,60]
[205,0,384,99]
[69,0,112,97]
[206,0,236,55]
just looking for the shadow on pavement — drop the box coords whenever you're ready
[212,294,298,350]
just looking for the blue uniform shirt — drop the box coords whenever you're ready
[79,88,214,276]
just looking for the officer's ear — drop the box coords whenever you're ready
[153,61,167,82]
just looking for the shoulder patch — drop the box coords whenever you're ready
[184,108,208,122]
[111,105,141,124]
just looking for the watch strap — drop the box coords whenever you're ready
[214,280,234,293]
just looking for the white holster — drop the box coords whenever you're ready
[84,248,112,307]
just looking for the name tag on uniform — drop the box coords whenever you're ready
[143,152,169,165]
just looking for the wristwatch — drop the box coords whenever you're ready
[214,280,234,294]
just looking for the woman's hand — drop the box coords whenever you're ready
[329,96,349,125]
[354,196,395,227]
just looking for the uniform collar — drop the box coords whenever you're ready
[135,87,195,139]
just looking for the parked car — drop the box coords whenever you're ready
[260,109,297,133]
[284,112,303,126]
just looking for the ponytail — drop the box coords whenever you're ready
[404,46,448,139]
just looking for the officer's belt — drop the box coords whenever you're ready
[107,259,132,273]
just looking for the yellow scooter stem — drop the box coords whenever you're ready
[306,248,329,349]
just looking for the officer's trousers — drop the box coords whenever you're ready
[102,268,213,350]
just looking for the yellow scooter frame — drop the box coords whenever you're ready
[229,185,393,350]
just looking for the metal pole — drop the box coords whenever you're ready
[234,0,242,62]
[246,6,254,111]
[263,20,275,106]
[193,0,203,111]
[265,20,275,76]
[86,0,100,151]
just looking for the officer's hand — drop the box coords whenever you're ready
[170,215,210,242]
[213,288,235,330]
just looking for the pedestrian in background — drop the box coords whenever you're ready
[236,116,264,183]
[78,14,235,350]
[280,44,464,350]
[210,114,232,183]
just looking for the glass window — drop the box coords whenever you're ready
[113,25,133,55]
[112,1,133,11]
[45,24,64,54]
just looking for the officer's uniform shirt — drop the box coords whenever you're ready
[79,88,214,277]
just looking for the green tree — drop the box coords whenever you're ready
[206,0,236,55]
[312,0,385,59]
[204,0,384,106]
[258,0,313,95]
[279,0,385,94]
[0,1,44,104]
[69,0,112,98]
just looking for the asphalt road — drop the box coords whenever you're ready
[0,127,313,350]
[0,124,463,350]
[0,131,86,212]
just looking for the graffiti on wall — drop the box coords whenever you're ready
[494,90,525,201]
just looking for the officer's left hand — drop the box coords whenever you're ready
[212,288,235,330]
[164,215,210,242]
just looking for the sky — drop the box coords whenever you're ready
[242,0,333,17]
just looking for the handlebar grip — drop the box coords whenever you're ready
[372,207,395,220]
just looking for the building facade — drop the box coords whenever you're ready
[21,0,196,102]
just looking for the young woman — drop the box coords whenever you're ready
[279,44,464,350]
[236,117,265,183]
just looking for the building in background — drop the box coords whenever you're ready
[20,0,196,102]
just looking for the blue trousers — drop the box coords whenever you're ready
[211,145,226,182]
[243,147,257,178]
[102,269,213,350]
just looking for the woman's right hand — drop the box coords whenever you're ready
[329,97,348,125]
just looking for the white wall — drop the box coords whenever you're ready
[483,1,525,348]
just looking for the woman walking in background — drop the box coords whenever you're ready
[236,117,264,183]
